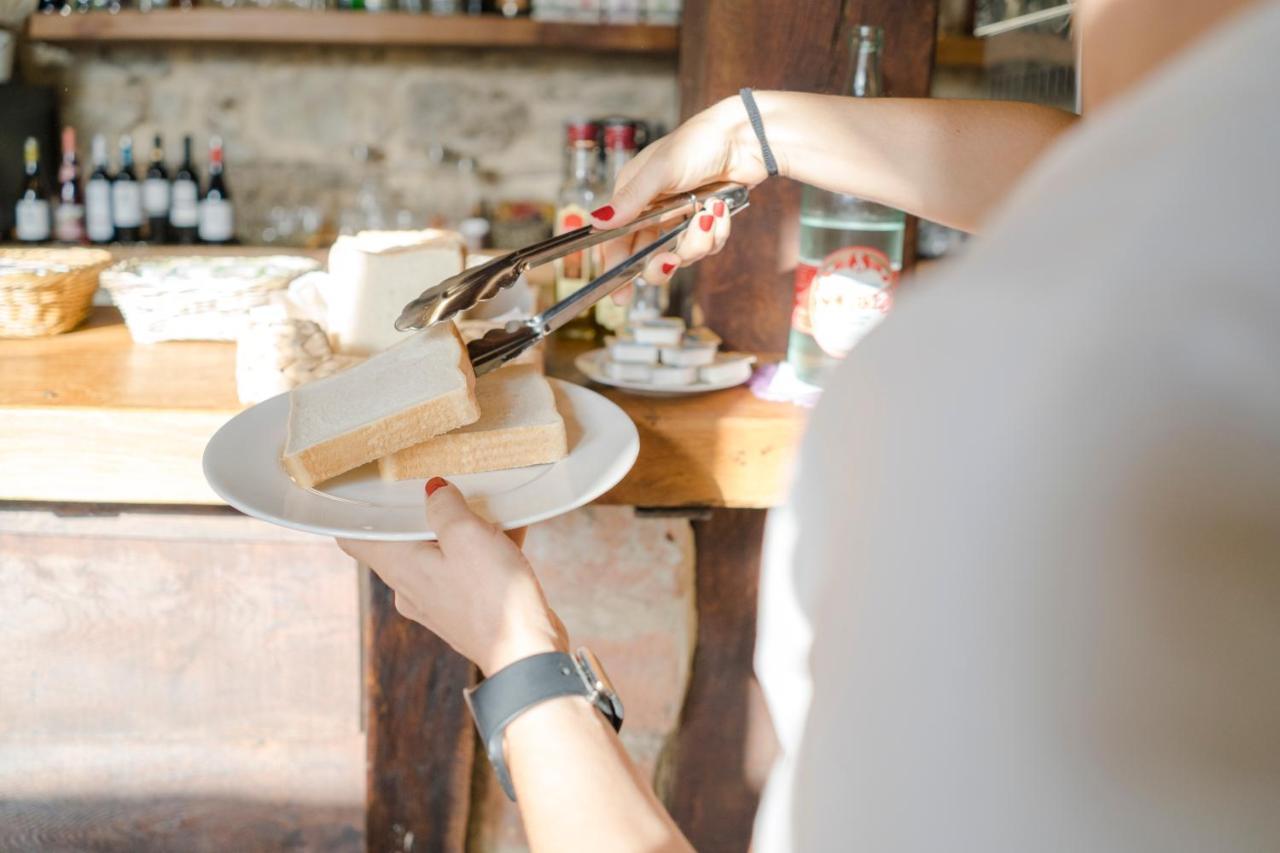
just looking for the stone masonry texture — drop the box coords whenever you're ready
[24,43,678,241]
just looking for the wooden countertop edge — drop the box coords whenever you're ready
[0,311,808,509]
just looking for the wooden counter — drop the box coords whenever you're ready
[0,309,806,509]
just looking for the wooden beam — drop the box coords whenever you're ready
[363,571,477,853]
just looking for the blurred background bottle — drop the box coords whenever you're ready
[169,135,200,245]
[14,137,51,244]
[85,134,114,245]
[111,135,142,244]
[594,117,640,333]
[787,24,905,388]
[54,128,86,245]
[553,119,604,340]
[198,136,235,245]
[143,134,170,243]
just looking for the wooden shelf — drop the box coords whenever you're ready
[25,9,679,53]
[0,308,805,509]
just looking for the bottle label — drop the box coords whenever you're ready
[198,198,234,242]
[553,205,591,300]
[791,246,897,359]
[170,180,198,227]
[15,199,51,242]
[54,203,86,243]
[143,178,170,217]
[86,179,114,241]
[111,181,143,228]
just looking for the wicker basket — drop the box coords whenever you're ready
[0,247,114,338]
[101,255,321,344]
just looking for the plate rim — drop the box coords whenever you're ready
[202,377,639,541]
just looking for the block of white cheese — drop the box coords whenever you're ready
[631,317,686,346]
[698,353,756,386]
[324,229,465,356]
[607,361,654,383]
[606,336,659,365]
[650,364,698,386]
[659,342,716,367]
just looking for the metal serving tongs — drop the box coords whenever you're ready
[395,182,750,375]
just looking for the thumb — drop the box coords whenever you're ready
[591,157,667,229]
[424,476,492,554]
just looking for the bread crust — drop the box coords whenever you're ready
[378,420,567,480]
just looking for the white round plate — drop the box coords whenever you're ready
[203,378,639,541]
[575,348,754,397]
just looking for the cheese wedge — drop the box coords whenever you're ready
[282,321,479,488]
[379,365,567,480]
[325,229,465,355]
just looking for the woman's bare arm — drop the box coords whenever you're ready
[749,92,1077,232]
[596,93,1077,284]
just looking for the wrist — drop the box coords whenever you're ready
[721,90,789,182]
[481,619,568,678]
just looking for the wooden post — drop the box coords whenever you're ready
[668,509,779,852]
[364,571,476,853]
[671,2,939,849]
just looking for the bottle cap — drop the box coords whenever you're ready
[564,118,600,145]
[602,120,638,152]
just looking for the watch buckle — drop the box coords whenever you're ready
[574,647,625,728]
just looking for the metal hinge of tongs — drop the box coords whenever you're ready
[395,182,750,375]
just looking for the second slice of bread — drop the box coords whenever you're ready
[283,322,479,488]
[378,364,567,480]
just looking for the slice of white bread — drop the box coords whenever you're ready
[283,321,479,488]
[378,364,567,480]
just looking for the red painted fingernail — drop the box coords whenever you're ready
[426,477,449,497]
[661,262,677,275]
[713,201,726,217]
[591,205,615,221]
[699,214,714,232]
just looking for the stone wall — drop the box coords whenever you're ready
[22,42,679,241]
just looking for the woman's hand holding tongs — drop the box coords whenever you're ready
[591,97,773,301]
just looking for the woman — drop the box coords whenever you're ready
[340,1,1280,849]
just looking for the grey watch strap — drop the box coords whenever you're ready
[464,650,623,801]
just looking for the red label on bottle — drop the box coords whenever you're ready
[791,262,820,335]
[791,246,898,355]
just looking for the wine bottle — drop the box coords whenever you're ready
[54,127,87,245]
[143,133,170,244]
[197,136,234,245]
[111,135,143,243]
[85,134,115,245]
[14,137,52,244]
[169,135,200,245]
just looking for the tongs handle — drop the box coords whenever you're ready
[396,182,748,332]
[465,192,751,375]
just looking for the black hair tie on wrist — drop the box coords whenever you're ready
[739,87,779,178]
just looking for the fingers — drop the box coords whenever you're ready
[424,477,510,559]
[600,224,660,272]
[641,250,682,285]
[610,282,634,307]
[590,147,668,229]
[708,196,732,255]
[504,527,528,548]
